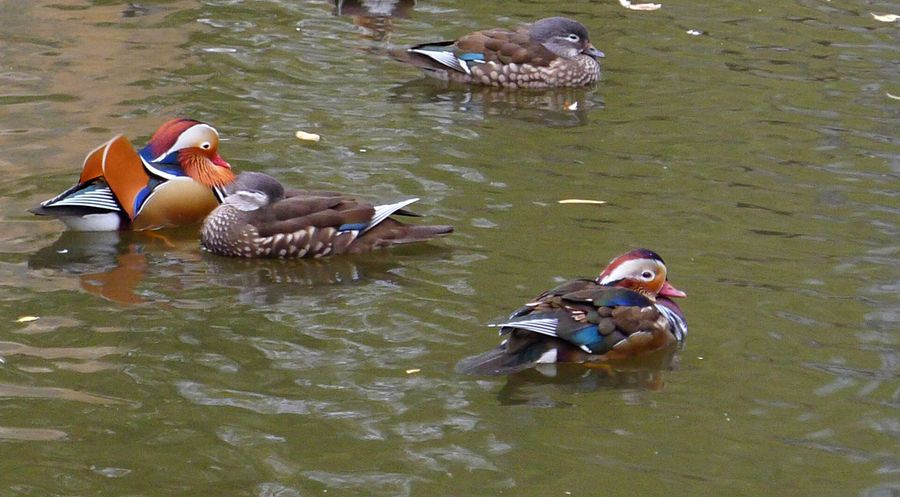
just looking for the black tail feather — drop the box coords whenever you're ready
[455,346,537,376]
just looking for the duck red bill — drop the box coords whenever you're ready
[659,281,687,298]
[212,154,231,169]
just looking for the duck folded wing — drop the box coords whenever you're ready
[251,197,376,237]
[506,278,597,318]
[457,27,553,66]
[493,286,661,355]
[357,217,453,249]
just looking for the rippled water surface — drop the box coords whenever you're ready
[1,1,898,496]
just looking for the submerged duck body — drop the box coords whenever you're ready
[393,16,604,88]
[457,249,688,375]
[201,172,453,258]
[30,119,235,231]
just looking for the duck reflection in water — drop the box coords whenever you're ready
[28,228,439,306]
[29,231,143,304]
[495,349,681,407]
[388,80,601,128]
[200,248,437,306]
[333,0,416,42]
[28,229,199,305]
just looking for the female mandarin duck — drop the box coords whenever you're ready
[456,249,688,375]
[201,172,453,258]
[392,16,604,88]
[30,119,235,231]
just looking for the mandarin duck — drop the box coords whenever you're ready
[30,119,235,231]
[456,249,688,375]
[201,172,453,258]
[392,16,604,88]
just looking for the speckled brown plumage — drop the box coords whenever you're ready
[392,17,604,88]
[201,172,453,259]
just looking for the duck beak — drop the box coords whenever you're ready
[659,280,687,298]
[584,44,605,58]
[211,153,231,169]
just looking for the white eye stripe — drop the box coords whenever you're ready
[152,124,218,161]
[599,259,663,284]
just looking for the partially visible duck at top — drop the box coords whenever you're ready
[201,171,453,259]
[392,16,605,88]
[456,249,688,375]
[30,118,235,231]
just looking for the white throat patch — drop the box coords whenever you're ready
[225,191,269,211]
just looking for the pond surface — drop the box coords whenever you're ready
[1,1,898,496]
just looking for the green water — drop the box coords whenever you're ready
[1,1,897,496]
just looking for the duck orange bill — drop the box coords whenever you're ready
[659,281,687,298]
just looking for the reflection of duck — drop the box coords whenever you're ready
[200,246,448,305]
[201,172,453,259]
[28,231,146,304]
[391,17,604,88]
[495,350,680,406]
[30,119,234,231]
[333,0,416,42]
[78,245,149,305]
[28,229,201,305]
[457,249,688,375]
[388,79,601,128]
[28,225,434,306]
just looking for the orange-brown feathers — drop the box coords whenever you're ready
[178,150,236,188]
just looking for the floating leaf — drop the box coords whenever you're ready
[295,130,321,142]
[15,316,39,323]
[871,12,900,22]
[619,0,662,10]
[558,199,607,205]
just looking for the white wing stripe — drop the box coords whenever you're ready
[489,318,559,337]
[42,187,121,211]
[410,48,471,75]
[366,198,419,233]
[142,157,179,180]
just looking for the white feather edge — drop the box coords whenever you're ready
[365,197,419,233]
[488,317,559,337]
[409,48,472,75]
[42,186,121,212]
[657,304,688,341]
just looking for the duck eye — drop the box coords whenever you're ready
[566,33,581,43]
[641,271,654,280]
[201,142,211,150]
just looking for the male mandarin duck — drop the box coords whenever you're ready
[391,16,604,88]
[456,249,688,375]
[200,172,453,258]
[30,119,235,231]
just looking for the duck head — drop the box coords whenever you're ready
[140,118,235,188]
[223,172,285,211]
[530,17,605,60]
[595,248,686,300]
